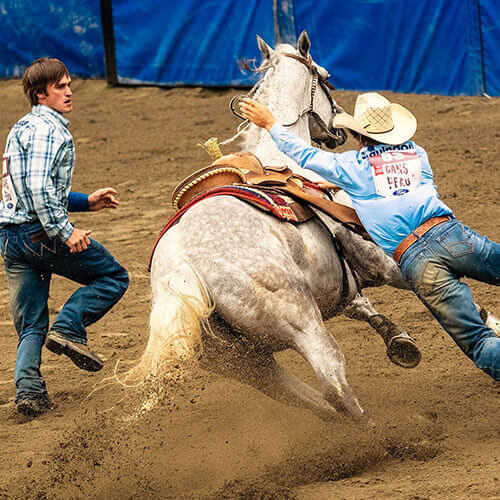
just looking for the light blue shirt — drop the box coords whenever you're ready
[1,105,76,241]
[270,123,453,255]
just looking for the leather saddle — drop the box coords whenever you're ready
[172,151,365,231]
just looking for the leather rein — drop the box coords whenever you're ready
[230,53,345,146]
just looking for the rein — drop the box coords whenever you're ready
[230,53,344,146]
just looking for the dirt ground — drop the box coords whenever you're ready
[0,78,498,499]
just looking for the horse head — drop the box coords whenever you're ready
[254,30,347,150]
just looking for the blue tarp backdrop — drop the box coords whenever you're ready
[0,0,498,95]
[481,0,500,96]
[294,0,484,96]
[0,0,104,78]
[111,0,274,86]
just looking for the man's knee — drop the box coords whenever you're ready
[114,265,129,297]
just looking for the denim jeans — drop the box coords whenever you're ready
[0,221,129,401]
[398,219,500,381]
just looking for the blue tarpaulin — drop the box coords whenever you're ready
[480,0,500,96]
[111,0,274,86]
[106,0,498,95]
[0,0,499,96]
[294,0,484,95]
[0,0,104,78]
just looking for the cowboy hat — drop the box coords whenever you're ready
[332,92,417,145]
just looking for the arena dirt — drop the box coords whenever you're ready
[0,79,498,499]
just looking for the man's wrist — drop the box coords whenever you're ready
[265,119,277,132]
[59,221,74,242]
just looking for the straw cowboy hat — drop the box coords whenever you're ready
[332,92,417,145]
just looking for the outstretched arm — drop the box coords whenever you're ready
[65,188,119,253]
[68,188,119,211]
[240,98,357,191]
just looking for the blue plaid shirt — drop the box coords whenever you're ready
[1,105,75,241]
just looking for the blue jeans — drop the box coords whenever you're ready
[398,219,500,381]
[0,221,129,401]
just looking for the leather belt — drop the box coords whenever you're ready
[393,215,451,264]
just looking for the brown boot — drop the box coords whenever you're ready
[45,331,104,372]
[16,394,54,417]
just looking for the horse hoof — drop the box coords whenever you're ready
[386,334,421,369]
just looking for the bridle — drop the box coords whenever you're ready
[230,53,346,149]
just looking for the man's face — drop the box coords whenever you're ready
[37,75,72,114]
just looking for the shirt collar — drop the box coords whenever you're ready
[32,104,70,127]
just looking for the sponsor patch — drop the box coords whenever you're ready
[369,149,421,197]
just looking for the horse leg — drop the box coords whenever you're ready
[343,293,421,369]
[202,317,360,422]
[312,208,408,289]
[201,319,342,420]
[285,316,367,422]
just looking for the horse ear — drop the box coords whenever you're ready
[297,30,310,58]
[256,35,273,59]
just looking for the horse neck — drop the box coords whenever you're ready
[240,59,312,169]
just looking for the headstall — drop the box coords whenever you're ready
[230,52,346,148]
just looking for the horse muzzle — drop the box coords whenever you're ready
[309,112,347,149]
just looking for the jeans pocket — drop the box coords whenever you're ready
[23,229,59,258]
[435,223,475,258]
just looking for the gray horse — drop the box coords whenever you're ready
[127,33,497,421]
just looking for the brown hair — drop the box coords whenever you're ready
[22,58,69,106]
[349,130,381,147]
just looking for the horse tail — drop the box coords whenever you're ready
[123,261,213,385]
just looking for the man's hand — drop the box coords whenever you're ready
[88,188,119,211]
[66,227,91,253]
[239,98,277,131]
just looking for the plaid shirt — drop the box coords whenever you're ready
[1,105,75,241]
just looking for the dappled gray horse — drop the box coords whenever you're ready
[227,32,414,315]
[128,33,496,421]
